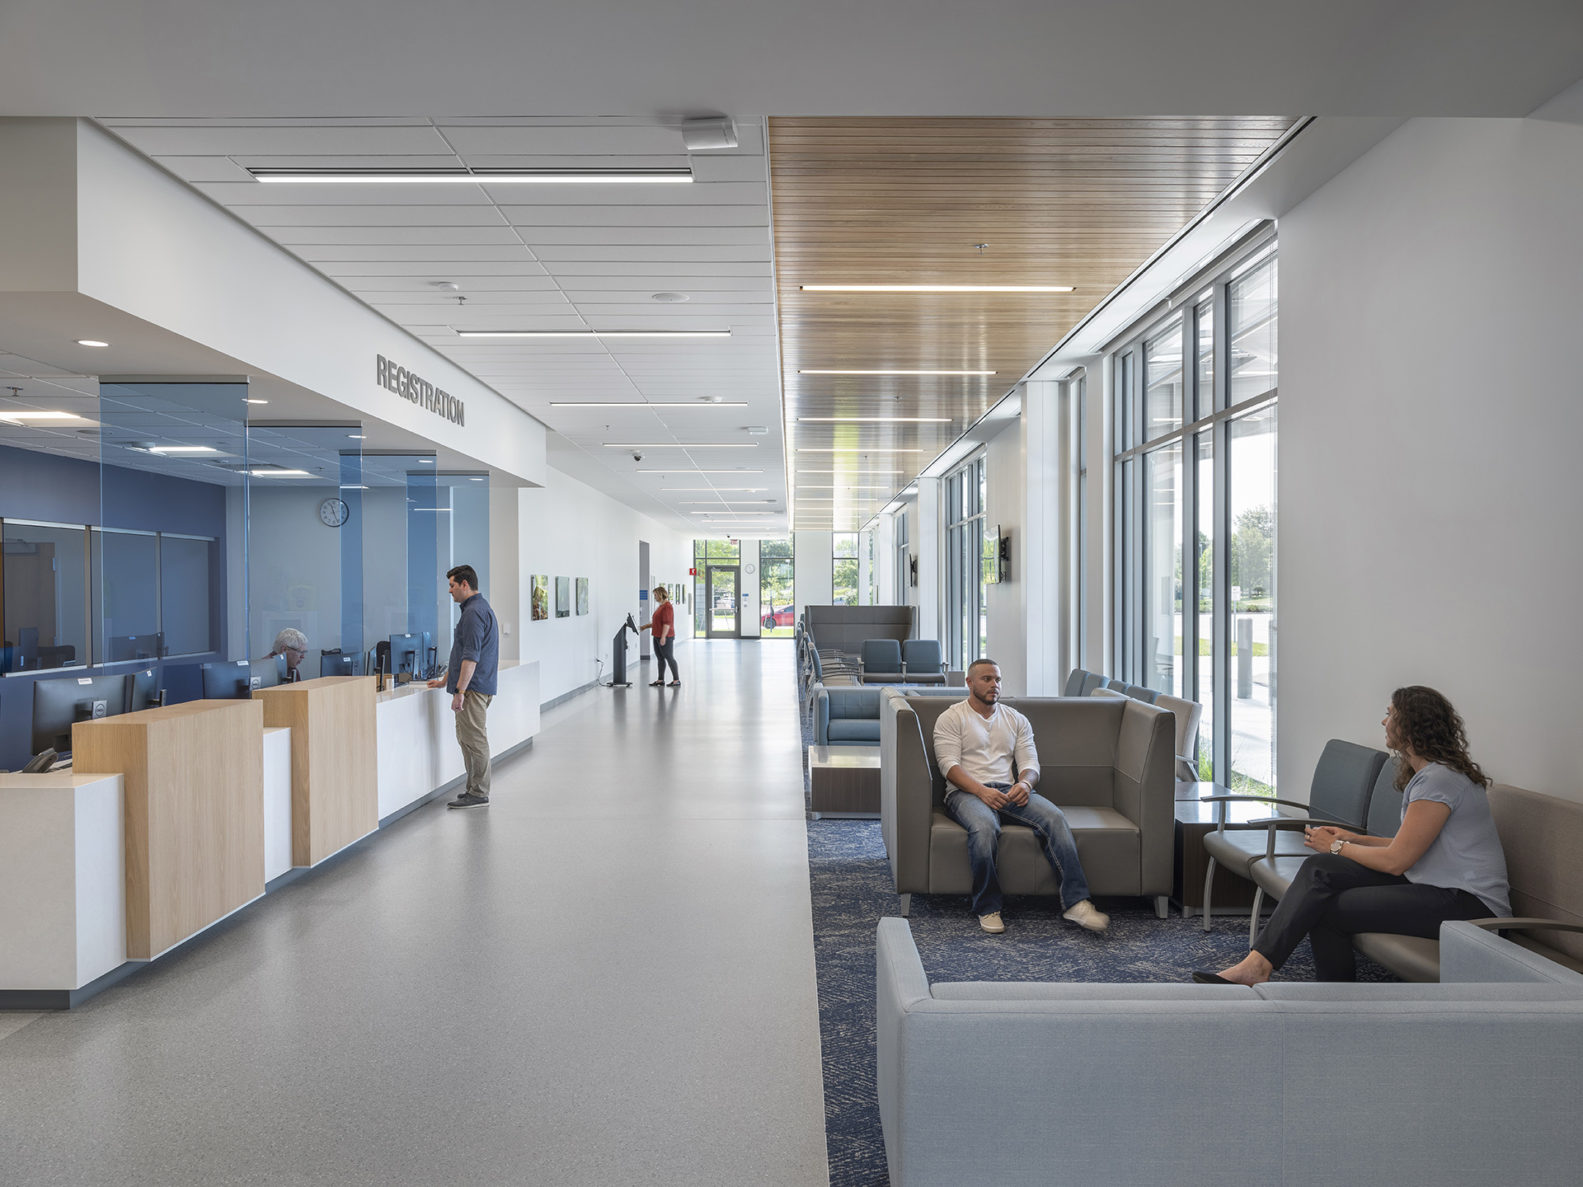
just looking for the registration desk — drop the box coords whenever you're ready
[1,660,540,1007]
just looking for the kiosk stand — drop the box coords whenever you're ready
[607,614,640,687]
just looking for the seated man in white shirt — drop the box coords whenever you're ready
[934,659,1109,935]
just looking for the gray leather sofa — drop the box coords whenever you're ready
[877,915,1583,1187]
[803,605,916,660]
[880,690,1176,917]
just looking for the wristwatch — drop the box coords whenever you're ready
[1330,837,1347,855]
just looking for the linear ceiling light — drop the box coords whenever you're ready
[457,330,729,339]
[795,468,907,474]
[660,488,769,492]
[248,469,312,477]
[797,448,924,453]
[797,369,995,376]
[251,168,693,184]
[796,416,952,423]
[0,410,86,422]
[604,443,757,449]
[637,469,763,474]
[800,284,1073,293]
[76,339,110,348]
[549,401,748,408]
[147,445,219,455]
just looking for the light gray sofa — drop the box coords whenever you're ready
[803,605,916,660]
[877,916,1583,1187]
[880,690,1176,917]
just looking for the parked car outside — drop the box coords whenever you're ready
[761,604,794,629]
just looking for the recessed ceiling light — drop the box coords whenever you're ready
[248,469,312,477]
[637,469,764,474]
[251,168,693,185]
[800,284,1073,293]
[796,416,952,423]
[76,339,110,348]
[689,511,773,516]
[470,477,486,482]
[348,434,367,439]
[650,292,690,303]
[245,398,269,405]
[548,401,747,408]
[340,484,370,490]
[418,459,435,464]
[798,369,995,376]
[796,469,907,475]
[795,485,898,490]
[604,442,757,449]
[0,410,86,423]
[147,445,218,454]
[457,329,730,339]
[797,448,925,453]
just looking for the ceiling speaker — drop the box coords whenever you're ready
[681,117,738,151]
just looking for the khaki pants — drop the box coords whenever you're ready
[455,690,494,798]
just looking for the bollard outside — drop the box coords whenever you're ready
[1237,616,1253,699]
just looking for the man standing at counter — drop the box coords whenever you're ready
[429,564,499,809]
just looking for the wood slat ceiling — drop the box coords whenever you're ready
[770,116,1297,530]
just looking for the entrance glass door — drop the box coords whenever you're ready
[706,565,740,638]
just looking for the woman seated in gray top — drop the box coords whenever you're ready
[1197,685,1510,984]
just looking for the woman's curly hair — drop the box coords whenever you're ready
[1391,685,1488,789]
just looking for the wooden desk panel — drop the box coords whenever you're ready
[73,699,264,960]
[255,676,377,867]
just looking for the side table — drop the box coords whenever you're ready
[1173,780,1298,919]
[809,745,881,818]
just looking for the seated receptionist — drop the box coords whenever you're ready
[266,628,309,680]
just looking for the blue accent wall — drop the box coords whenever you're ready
[0,445,230,768]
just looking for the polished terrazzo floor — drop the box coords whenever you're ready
[0,641,828,1186]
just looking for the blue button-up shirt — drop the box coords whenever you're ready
[447,592,499,695]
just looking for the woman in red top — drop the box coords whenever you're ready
[640,586,680,686]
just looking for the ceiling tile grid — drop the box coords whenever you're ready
[97,116,788,533]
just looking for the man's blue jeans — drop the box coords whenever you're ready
[944,784,1091,917]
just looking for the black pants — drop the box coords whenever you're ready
[654,637,679,681]
[1253,853,1490,981]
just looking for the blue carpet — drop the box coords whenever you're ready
[805,818,1397,1187]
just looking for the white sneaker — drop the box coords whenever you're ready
[978,911,1006,934]
[1062,900,1109,932]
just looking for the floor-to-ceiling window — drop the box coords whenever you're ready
[945,454,987,670]
[831,533,859,605]
[1112,238,1278,793]
[758,537,794,637]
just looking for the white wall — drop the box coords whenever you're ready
[984,422,1027,692]
[519,466,691,702]
[793,531,833,621]
[1279,112,1583,801]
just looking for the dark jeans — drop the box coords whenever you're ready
[654,637,679,681]
[1253,853,1492,981]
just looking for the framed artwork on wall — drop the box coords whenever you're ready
[555,576,571,618]
[531,575,549,621]
[576,577,589,615]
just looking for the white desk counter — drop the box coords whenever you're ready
[0,771,126,995]
[375,660,539,820]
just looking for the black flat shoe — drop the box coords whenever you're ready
[1191,971,1238,985]
[649,680,665,687]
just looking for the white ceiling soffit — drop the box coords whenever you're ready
[3,2,1582,117]
[97,117,786,535]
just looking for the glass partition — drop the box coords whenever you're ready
[1,520,90,671]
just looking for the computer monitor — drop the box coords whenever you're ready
[108,633,164,662]
[389,633,419,677]
[31,673,132,757]
[320,650,356,677]
[251,655,285,691]
[200,660,254,700]
[128,667,164,713]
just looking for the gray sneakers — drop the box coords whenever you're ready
[1062,900,1110,932]
[448,793,489,809]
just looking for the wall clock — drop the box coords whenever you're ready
[318,497,351,528]
[744,562,756,575]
